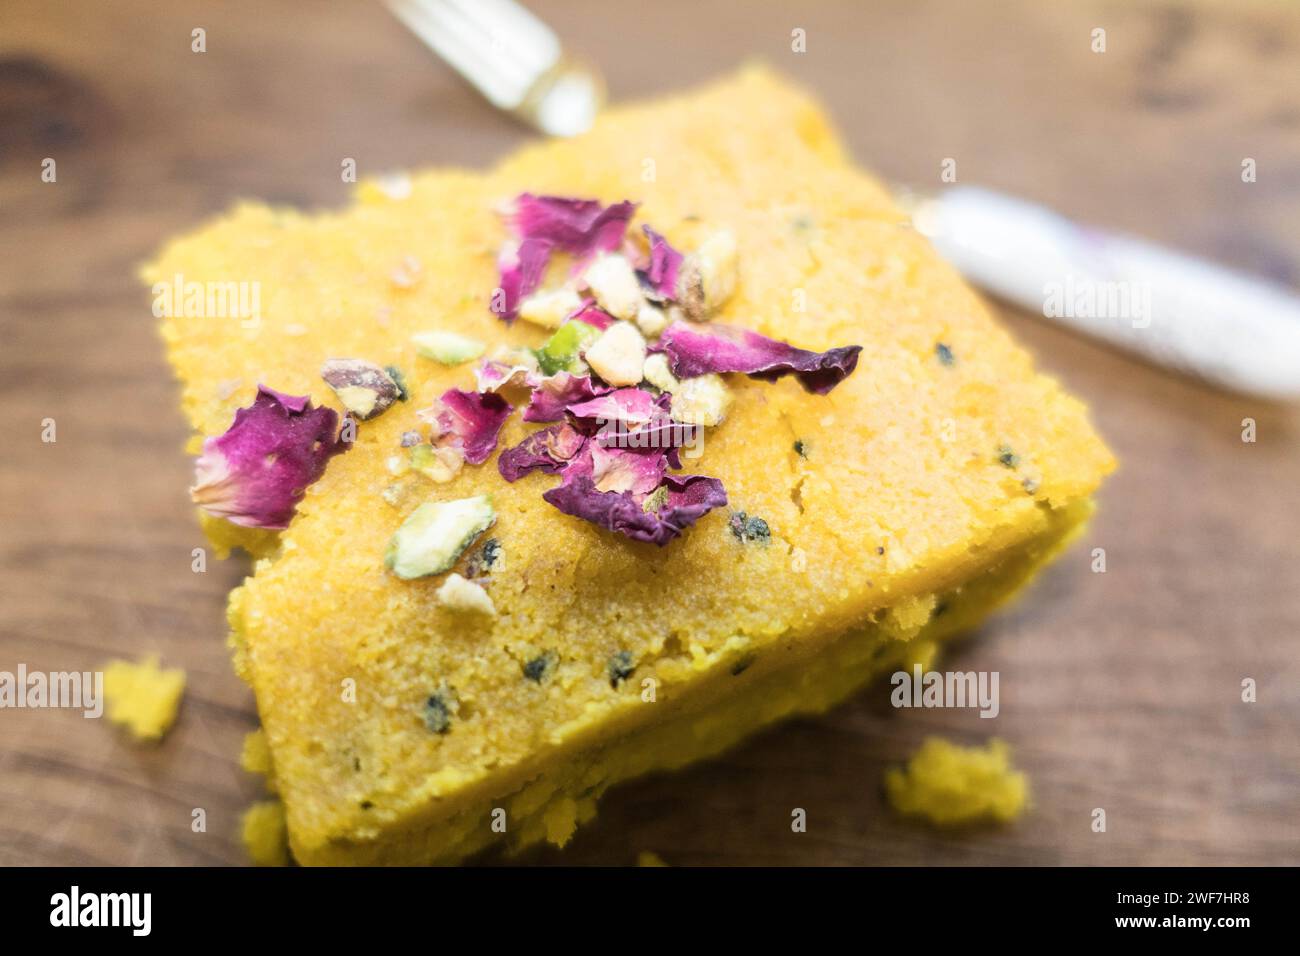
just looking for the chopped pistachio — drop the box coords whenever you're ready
[641,352,680,393]
[386,453,410,476]
[493,344,541,371]
[385,494,496,580]
[518,286,583,330]
[581,252,643,321]
[728,510,771,544]
[409,444,463,483]
[400,430,422,447]
[731,654,756,676]
[534,319,603,376]
[584,321,646,387]
[669,373,731,426]
[522,650,558,683]
[436,572,496,616]
[997,444,1020,469]
[608,650,636,688]
[793,439,808,458]
[642,485,669,513]
[676,229,738,321]
[935,342,955,366]
[635,300,669,338]
[412,330,486,366]
[423,683,458,734]
[320,359,403,420]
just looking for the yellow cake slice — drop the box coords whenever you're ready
[145,66,1113,865]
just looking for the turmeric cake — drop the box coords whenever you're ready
[145,66,1113,865]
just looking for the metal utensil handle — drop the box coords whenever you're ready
[917,186,1300,400]
[387,0,602,136]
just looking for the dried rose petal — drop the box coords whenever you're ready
[523,373,611,423]
[658,321,862,395]
[566,299,617,331]
[493,236,551,322]
[497,423,587,481]
[638,225,683,302]
[190,385,350,530]
[566,387,670,429]
[476,358,537,394]
[586,443,670,496]
[542,472,727,546]
[505,194,636,263]
[419,388,513,465]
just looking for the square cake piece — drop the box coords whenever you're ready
[145,67,1113,864]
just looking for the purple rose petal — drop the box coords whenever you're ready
[506,194,637,263]
[497,422,587,481]
[493,236,551,322]
[190,385,350,530]
[586,443,671,496]
[420,388,513,465]
[475,358,537,393]
[658,321,862,395]
[566,387,669,428]
[638,225,683,302]
[524,372,612,423]
[542,472,728,546]
[566,299,617,331]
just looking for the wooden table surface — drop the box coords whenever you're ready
[1,0,1297,866]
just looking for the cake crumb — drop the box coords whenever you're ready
[102,655,185,742]
[242,799,291,866]
[543,796,579,846]
[240,729,279,794]
[885,738,1027,826]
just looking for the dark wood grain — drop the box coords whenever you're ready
[0,0,1296,866]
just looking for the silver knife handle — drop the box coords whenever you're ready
[913,186,1300,401]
